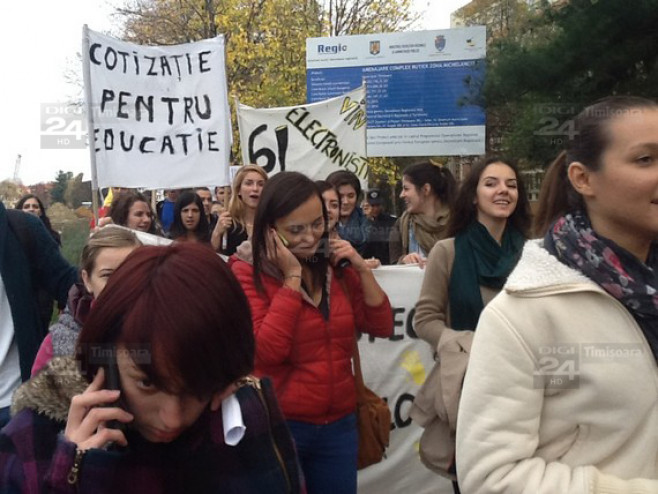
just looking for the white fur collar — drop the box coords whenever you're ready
[505,239,597,294]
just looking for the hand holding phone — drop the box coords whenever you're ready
[328,238,357,270]
[64,365,133,451]
[275,230,289,247]
[269,229,302,278]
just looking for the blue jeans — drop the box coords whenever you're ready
[287,414,357,494]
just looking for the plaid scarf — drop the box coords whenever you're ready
[545,211,658,364]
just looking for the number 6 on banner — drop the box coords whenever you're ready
[247,124,288,173]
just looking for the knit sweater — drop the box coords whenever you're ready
[31,283,91,376]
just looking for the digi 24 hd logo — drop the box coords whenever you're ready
[40,103,86,149]
[534,344,580,389]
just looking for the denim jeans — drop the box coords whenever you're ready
[287,414,357,494]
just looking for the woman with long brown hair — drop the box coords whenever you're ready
[457,96,658,493]
[412,157,531,492]
[231,172,393,494]
[389,161,457,265]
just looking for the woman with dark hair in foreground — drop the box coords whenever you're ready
[231,171,392,494]
[0,243,303,493]
[456,96,658,493]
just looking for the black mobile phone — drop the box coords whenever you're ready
[337,258,351,269]
[102,347,126,433]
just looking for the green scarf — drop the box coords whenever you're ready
[448,222,525,331]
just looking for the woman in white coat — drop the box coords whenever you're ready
[456,96,658,494]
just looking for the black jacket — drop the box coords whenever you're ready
[0,203,77,380]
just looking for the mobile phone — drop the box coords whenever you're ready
[337,258,351,269]
[102,347,126,434]
[276,230,289,247]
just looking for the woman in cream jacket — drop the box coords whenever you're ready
[456,96,658,493]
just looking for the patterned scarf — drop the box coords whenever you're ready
[545,211,658,364]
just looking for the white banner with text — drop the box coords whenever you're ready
[236,86,368,181]
[83,28,232,189]
[359,264,451,494]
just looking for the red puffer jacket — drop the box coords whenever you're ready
[231,259,393,424]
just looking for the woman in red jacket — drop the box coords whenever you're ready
[231,171,393,494]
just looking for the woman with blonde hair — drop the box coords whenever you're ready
[31,226,142,375]
[212,165,268,255]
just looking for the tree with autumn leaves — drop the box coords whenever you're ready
[115,0,415,181]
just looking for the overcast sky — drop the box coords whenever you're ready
[0,0,470,185]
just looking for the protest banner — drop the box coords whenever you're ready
[359,265,452,494]
[82,27,232,190]
[236,86,368,180]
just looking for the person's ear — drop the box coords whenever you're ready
[567,162,595,198]
[422,183,431,197]
[81,269,93,295]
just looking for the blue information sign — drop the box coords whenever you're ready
[307,60,485,129]
[306,28,486,157]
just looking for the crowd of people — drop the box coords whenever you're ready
[0,94,656,493]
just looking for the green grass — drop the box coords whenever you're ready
[59,219,90,268]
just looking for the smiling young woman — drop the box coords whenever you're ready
[230,171,393,494]
[456,96,658,494]
[412,158,531,491]
[108,191,162,235]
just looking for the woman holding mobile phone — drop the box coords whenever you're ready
[1,243,303,493]
[316,180,379,269]
[231,172,393,494]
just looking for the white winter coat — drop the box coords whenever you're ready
[456,240,658,494]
